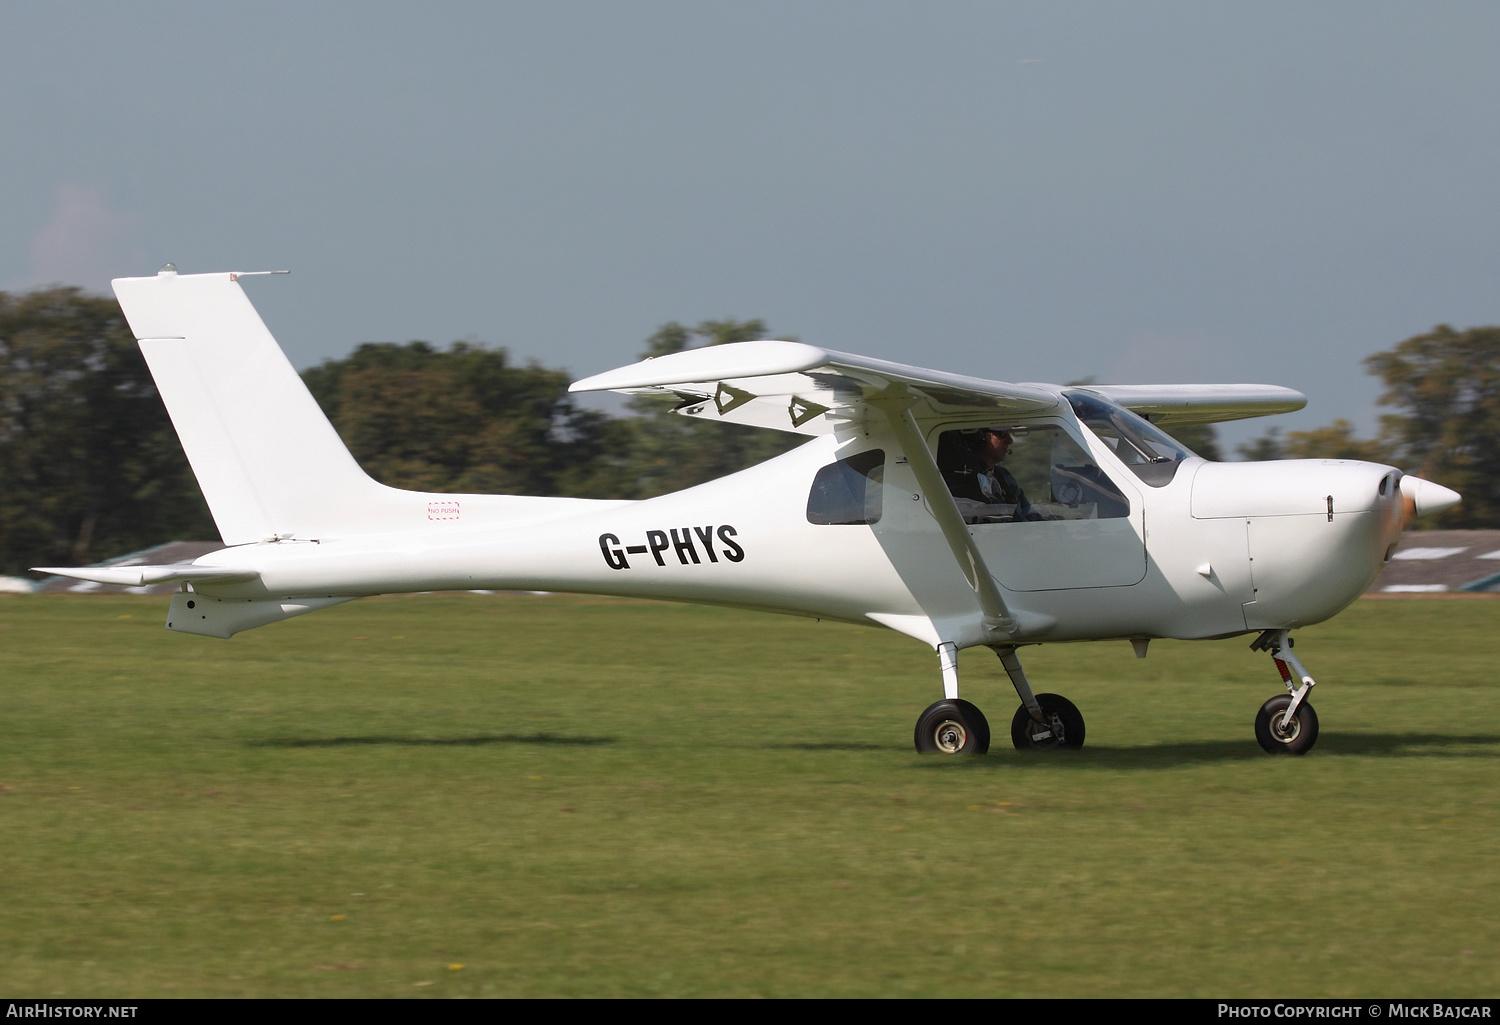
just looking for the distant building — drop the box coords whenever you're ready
[1368,530,1500,593]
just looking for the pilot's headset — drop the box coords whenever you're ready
[967,427,1013,452]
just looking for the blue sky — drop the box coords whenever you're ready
[4,2,1497,448]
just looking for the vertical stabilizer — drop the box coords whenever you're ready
[113,269,384,545]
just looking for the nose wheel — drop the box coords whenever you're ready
[1255,694,1319,754]
[914,699,991,754]
[1250,629,1321,755]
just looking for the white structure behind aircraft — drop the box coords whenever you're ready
[38,268,1461,756]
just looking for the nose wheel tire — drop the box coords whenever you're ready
[1011,693,1085,750]
[1255,694,1319,755]
[914,699,991,755]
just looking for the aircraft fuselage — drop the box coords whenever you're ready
[178,426,1405,650]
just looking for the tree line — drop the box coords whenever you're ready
[3,286,1497,576]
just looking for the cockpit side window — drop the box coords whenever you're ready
[1064,391,1193,487]
[807,449,885,525]
[935,424,1130,524]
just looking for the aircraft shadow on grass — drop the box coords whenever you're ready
[249,733,617,749]
[1316,732,1500,758]
[246,732,1500,759]
[762,741,891,752]
[921,732,1500,770]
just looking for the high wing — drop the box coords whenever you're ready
[572,342,1308,645]
[569,341,1061,435]
[569,341,1306,433]
[1081,384,1306,425]
[572,341,1066,639]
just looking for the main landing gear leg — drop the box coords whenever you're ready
[992,645,1085,750]
[1249,629,1320,755]
[913,642,991,755]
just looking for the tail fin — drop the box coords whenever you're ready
[113,268,386,544]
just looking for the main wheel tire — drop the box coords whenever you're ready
[1011,693,1085,750]
[1255,694,1319,755]
[914,699,991,755]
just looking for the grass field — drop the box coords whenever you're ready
[0,592,1497,997]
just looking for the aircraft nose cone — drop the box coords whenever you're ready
[1401,476,1462,518]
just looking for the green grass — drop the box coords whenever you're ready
[0,592,1497,997]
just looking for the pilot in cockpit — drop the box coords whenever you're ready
[937,427,1035,522]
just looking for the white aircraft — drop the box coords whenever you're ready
[39,268,1462,756]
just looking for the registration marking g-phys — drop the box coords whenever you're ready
[599,526,744,569]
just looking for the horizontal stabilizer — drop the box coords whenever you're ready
[32,564,259,587]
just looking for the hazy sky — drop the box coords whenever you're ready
[4,2,1497,448]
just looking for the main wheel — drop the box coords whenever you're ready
[1011,693,1085,750]
[914,699,991,755]
[1255,694,1319,755]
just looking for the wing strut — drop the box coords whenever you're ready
[867,394,1015,639]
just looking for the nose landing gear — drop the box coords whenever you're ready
[1250,629,1320,755]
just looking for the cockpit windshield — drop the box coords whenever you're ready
[1064,391,1194,487]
